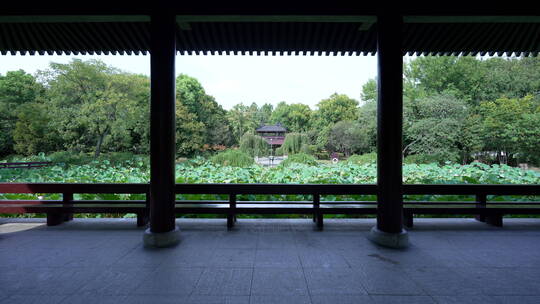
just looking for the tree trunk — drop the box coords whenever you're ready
[94,132,106,158]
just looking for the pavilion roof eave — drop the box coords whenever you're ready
[0,13,539,57]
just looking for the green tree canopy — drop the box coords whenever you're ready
[270,102,313,132]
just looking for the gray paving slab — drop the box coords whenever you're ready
[193,268,252,296]
[0,295,68,304]
[493,296,540,304]
[133,267,204,295]
[210,248,256,268]
[453,267,540,296]
[370,295,436,303]
[404,267,483,296]
[355,264,426,295]
[251,268,309,296]
[311,295,373,304]
[187,295,250,304]
[250,295,312,304]
[59,295,129,304]
[254,248,302,268]
[2,218,540,303]
[432,295,498,304]
[304,267,368,295]
[77,266,156,296]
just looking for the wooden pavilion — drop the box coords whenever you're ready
[1,3,539,248]
[256,124,287,148]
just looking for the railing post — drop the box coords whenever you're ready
[227,194,237,229]
[475,193,487,222]
[403,211,413,228]
[368,14,408,249]
[313,194,323,230]
[137,192,150,227]
[63,192,73,221]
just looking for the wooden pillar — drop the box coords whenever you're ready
[144,13,180,247]
[368,14,408,248]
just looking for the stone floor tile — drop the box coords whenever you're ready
[454,267,540,296]
[356,265,425,295]
[254,248,301,268]
[250,295,312,304]
[298,249,350,268]
[311,295,373,304]
[304,267,368,295]
[193,268,252,296]
[370,295,436,304]
[210,248,256,268]
[0,295,68,304]
[493,296,540,304]
[59,295,128,304]
[77,267,156,296]
[251,268,308,296]
[432,295,498,304]
[404,267,483,296]
[188,295,250,304]
[133,267,204,295]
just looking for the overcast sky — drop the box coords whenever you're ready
[0,54,378,109]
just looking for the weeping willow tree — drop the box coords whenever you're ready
[239,133,270,157]
[281,133,309,155]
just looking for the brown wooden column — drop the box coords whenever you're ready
[368,14,408,248]
[144,12,180,247]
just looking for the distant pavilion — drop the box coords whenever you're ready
[256,123,287,149]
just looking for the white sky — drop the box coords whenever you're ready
[0,53,378,110]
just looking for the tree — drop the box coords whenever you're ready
[176,74,232,149]
[403,93,469,163]
[176,100,205,156]
[0,70,44,156]
[226,103,259,144]
[514,113,540,165]
[479,95,537,164]
[326,121,370,157]
[315,93,359,126]
[281,133,309,155]
[361,78,377,103]
[41,59,145,157]
[270,102,313,132]
[13,103,56,155]
[239,133,269,157]
[405,56,486,105]
[357,100,377,152]
[310,94,359,153]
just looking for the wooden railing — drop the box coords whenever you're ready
[0,183,539,228]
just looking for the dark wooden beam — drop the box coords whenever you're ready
[149,13,177,234]
[376,14,404,234]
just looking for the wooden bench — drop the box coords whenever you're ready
[0,162,52,169]
[0,183,538,229]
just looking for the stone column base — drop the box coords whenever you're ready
[367,226,409,249]
[143,226,181,248]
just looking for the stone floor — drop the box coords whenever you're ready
[1,218,540,304]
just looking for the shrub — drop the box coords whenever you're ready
[403,153,446,165]
[347,152,377,165]
[274,147,284,156]
[48,151,93,166]
[239,133,269,157]
[210,149,255,167]
[101,152,138,165]
[300,144,317,155]
[280,153,318,167]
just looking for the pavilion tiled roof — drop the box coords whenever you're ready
[0,12,539,56]
[256,125,287,133]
